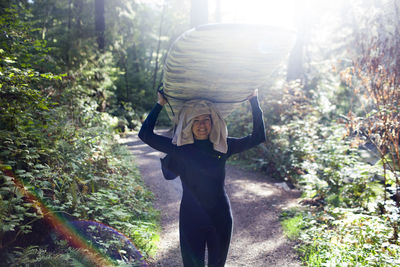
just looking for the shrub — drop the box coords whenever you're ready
[0,6,159,265]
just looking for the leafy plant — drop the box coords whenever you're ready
[297,208,400,266]
[0,5,159,266]
[343,0,400,241]
[280,209,304,240]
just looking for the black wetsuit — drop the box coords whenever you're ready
[138,97,266,267]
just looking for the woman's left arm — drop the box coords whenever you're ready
[227,91,266,155]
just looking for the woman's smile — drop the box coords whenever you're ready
[192,114,212,140]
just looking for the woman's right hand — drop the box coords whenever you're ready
[157,92,167,106]
[247,88,258,100]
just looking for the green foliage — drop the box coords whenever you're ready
[5,246,76,266]
[280,209,304,240]
[100,0,190,117]
[273,56,400,267]
[226,100,260,167]
[4,244,115,267]
[0,5,62,248]
[226,80,287,173]
[0,5,159,265]
[26,0,189,126]
[274,85,400,264]
[297,208,400,266]
[234,6,400,262]
[273,79,399,265]
[346,1,400,220]
[8,0,400,266]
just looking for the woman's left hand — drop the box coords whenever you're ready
[157,92,167,106]
[247,89,258,100]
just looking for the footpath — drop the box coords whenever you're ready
[121,131,302,267]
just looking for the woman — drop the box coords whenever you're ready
[138,89,265,267]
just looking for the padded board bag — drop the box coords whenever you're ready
[163,23,296,119]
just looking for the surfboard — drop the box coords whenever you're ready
[163,23,296,119]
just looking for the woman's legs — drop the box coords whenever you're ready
[179,199,209,267]
[207,213,232,267]
[179,196,233,267]
[180,222,232,267]
[180,223,207,266]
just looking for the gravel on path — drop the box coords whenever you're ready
[121,131,302,267]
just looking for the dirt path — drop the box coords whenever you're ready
[121,131,302,267]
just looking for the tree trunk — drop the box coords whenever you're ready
[118,53,129,101]
[66,0,72,68]
[131,44,140,73]
[286,0,309,83]
[286,35,305,82]
[152,1,167,91]
[95,0,105,52]
[191,0,208,27]
[74,0,83,39]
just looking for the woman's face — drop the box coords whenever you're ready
[192,114,212,140]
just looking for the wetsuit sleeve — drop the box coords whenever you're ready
[227,96,266,156]
[138,103,175,154]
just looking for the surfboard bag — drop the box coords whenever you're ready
[162,23,296,120]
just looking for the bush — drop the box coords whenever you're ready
[297,208,400,266]
[0,6,159,265]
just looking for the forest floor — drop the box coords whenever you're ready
[120,130,302,267]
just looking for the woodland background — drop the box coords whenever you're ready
[0,0,399,266]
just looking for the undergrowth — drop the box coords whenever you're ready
[227,78,400,265]
[275,84,400,266]
[0,6,159,266]
[280,207,400,266]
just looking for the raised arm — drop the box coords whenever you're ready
[227,90,266,156]
[138,93,175,154]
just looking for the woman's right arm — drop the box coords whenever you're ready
[138,94,175,154]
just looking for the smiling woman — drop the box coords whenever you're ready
[192,114,212,140]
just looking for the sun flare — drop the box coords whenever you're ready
[210,0,296,29]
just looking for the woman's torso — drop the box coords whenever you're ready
[175,140,229,212]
